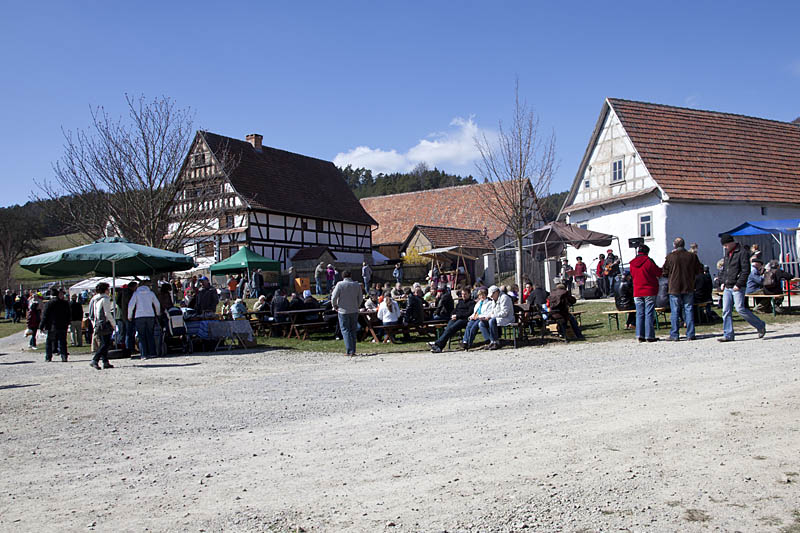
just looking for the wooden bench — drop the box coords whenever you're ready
[291,321,332,340]
[745,294,783,316]
[602,309,635,331]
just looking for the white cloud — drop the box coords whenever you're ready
[333,116,487,175]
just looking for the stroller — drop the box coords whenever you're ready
[163,307,192,355]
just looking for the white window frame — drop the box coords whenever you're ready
[611,158,624,183]
[638,212,653,239]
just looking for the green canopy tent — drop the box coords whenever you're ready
[209,246,280,277]
[20,237,196,316]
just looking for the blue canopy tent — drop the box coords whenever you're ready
[719,219,800,276]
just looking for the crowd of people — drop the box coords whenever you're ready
[9,232,793,364]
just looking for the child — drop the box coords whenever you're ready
[26,301,41,349]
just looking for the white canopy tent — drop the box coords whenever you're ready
[68,276,145,297]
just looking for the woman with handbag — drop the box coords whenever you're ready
[89,282,116,370]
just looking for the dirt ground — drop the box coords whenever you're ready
[1,322,799,533]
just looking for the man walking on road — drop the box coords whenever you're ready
[40,288,70,362]
[662,237,703,341]
[128,281,161,359]
[331,270,362,356]
[719,234,766,342]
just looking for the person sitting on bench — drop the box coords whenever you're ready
[363,290,380,312]
[390,282,404,300]
[549,283,586,341]
[461,288,491,350]
[432,284,454,321]
[694,265,716,322]
[429,288,474,353]
[745,258,771,313]
[377,294,402,343]
[478,285,515,350]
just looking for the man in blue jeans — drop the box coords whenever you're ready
[718,234,766,341]
[662,237,703,341]
[331,270,363,356]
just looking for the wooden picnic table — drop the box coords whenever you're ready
[274,308,328,340]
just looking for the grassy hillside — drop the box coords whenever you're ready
[13,233,92,285]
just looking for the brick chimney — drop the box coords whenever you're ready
[246,133,263,151]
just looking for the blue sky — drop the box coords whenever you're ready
[1,1,798,208]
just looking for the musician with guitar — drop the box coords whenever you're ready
[604,249,622,295]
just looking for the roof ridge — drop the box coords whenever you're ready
[199,130,336,165]
[359,181,495,201]
[607,98,800,128]
[416,224,485,232]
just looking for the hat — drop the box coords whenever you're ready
[327,264,333,268]
[488,285,500,295]
[720,234,734,245]
[751,257,763,264]
[199,275,209,281]
[303,289,312,298]
[607,248,613,253]
[235,298,243,304]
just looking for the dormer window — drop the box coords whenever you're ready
[584,179,590,189]
[611,159,624,182]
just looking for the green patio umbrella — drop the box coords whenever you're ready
[20,237,196,318]
[20,237,196,277]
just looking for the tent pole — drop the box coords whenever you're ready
[111,260,116,320]
[616,237,625,270]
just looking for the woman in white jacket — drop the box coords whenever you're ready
[479,285,515,350]
[377,295,402,343]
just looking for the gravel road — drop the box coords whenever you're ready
[1,322,799,533]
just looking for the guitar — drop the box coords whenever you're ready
[603,258,620,275]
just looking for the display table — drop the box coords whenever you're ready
[185,319,254,350]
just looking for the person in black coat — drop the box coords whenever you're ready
[694,266,715,322]
[614,272,636,329]
[404,288,425,326]
[432,286,454,321]
[40,288,71,362]
[271,290,289,322]
[430,288,475,352]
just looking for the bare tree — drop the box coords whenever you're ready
[0,205,44,289]
[474,82,557,288]
[37,95,236,251]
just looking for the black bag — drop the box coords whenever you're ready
[655,277,669,309]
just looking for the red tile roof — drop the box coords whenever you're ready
[359,182,515,245]
[608,99,800,204]
[407,225,495,250]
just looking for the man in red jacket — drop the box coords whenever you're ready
[629,244,662,342]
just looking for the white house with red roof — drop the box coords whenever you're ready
[558,98,800,273]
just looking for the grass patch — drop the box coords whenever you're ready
[13,233,92,285]
[0,320,27,339]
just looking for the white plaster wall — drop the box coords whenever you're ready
[572,107,658,206]
[565,195,667,271]
[664,202,800,270]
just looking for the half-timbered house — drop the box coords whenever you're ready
[173,131,377,270]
